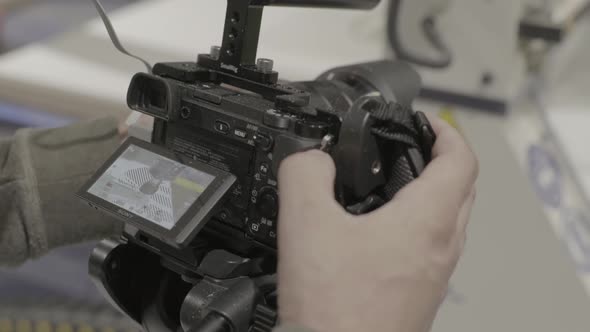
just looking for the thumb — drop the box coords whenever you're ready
[278,150,340,211]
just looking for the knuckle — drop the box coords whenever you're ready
[424,236,463,272]
[427,225,456,248]
[419,215,461,250]
[306,149,333,165]
[282,151,305,167]
[279,152,307,176]
[281,150,322,167]
[452,144,479,186]
[468,148,480,178]
[288,150,334,173]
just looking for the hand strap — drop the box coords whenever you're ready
[346,102,436,214]
[369,101,434,153]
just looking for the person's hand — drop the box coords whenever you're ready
[118,111,154,141]
[276,115,478,332]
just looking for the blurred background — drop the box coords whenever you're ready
[0,0,137,133]
[0,0,139,330]
[0,0,589,331]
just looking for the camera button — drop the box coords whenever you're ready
[259,163,270,175]
[215,120,230,134]
[218,209,229,221]
[253,132,272,151]
[264,109,291,129]
[234,128,248,139]
[257,188,278,219]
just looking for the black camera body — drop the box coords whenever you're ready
[81,1,435,331]
[124,57,429,256]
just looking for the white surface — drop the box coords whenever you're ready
[417,100,590,332]
[399,0,526,103]
[542,15,590,203]
[547,111,590,197]
[502,9,590,304]
[506,100,590,296]
[551,0,590,23]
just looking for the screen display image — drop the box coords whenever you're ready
[88,145,215,230]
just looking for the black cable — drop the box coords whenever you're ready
[91,0,152,73]
[387,0,452,69]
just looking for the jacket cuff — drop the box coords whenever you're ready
[18,117,123,257]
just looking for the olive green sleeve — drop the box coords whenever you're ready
[0,117,123,266]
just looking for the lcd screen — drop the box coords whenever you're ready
[88,144,215,230]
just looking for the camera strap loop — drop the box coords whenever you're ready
[345,101,435,213]
[368,101,422,150]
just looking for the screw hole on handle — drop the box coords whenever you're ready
[180,107,191,119]
[226,44,236,56]
[363,99,381,113]
[229,27,238,40]
[231,12,240,24]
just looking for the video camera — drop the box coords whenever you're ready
[78,1,435,331]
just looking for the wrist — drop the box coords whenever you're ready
[25,117,122,252]
[279,277,446,332]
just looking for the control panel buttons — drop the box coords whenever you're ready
[256,187,279,219]
[294,119,329,139]
[247,217,275,236]
[253,132,273,151]
[218,209,230,221]
[234,128,248,139]
[215,120,230,134]
[217,208,244,229]
[246,217,277,246]
[264,109,292,129]
[194,89,223,105]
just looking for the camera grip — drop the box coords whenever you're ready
[337,99,434,214]
[380,146,425,200]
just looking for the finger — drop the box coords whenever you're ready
[402,115,478,206]
[452,187,476,255]
[278,150,341,212]
[426,113,471,160]
[457,187,476,234]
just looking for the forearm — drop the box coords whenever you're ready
[0,117,122,266]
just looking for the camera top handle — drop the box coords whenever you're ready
[195,0,380,84]
[151,0,379,119]
[254,0,379,9]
